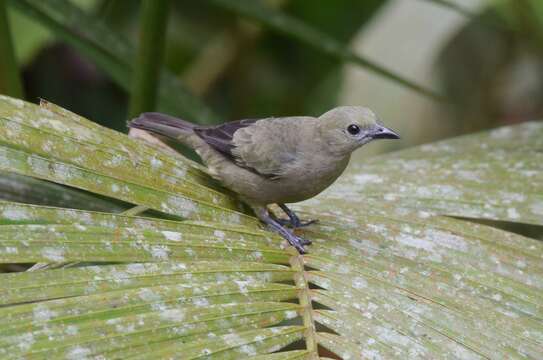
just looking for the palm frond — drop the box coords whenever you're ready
[0,96,541,358]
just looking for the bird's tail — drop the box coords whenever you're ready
[128,112,196,140]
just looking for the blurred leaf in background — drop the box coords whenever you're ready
[201,0,386,117]
[8,0,394,129]
[437,0,543,133]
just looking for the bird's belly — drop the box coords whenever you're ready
[249,156,350,204]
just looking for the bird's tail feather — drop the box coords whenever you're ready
[128,112,196,140]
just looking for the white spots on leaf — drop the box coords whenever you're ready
[366,223,387,236]
[352,276,368,289]
[33,303,57,323]
[138,288,162,302]
[65,325,79,336]
[397,159,432,172]
[104,154,124,168]
[111,184,120,193]
[420,143,444,152]
[456,170,482,182]
[239,344,257,355]
[531,201,543,216]
[4,119,22,137]
[501,192,526,203]
[497,308,519,318]
[4,246,18,254]
[284,310,298,319]
[223,333,243,346]
[162,230,182,241]
[213,230,226,239]
[331,247,347,257]
[423,229,468,252]
[337,263,352,274]
[52,163,74,180]
[41,247,65,262]
[163,196,198,218]
[451,343,481,360]
[65,346,92,360]
[42,118,70,133]
[384,193,399,201]
[415,187,433,197]
[416,184,462,199]
[115,323,136,334]
[150,156,163,169]
[39,108,55,118]
[150,245,170,259]
[396,233,435,252]
[507,208,520,220]
[16,333,35,352]
[124,263,147,274]
[491,293,502,302]
[234,280,250,294]
[1,207,28,220]
[375,326,420,351]
[42,140,54,152]
[354,174,383,187]
[26,156,49,176]
[106,318,121,325]
[227,212,242,225]
[0,147,10,167]
[193,297,210,307]
[173,167,187,178]
[490,126,513,139]
[417,211,433,219]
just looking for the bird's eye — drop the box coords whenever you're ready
[347,124,360,135]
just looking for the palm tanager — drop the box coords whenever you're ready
[129,106,399,253]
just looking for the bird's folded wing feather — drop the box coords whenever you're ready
[195,117,306,179]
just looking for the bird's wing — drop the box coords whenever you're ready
[195,117,306,179]
[193,118,257,160]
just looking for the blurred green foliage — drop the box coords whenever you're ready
[8,0,389,129]
[2,0,543,139]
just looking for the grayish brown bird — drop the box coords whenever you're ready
[129,106,399,253]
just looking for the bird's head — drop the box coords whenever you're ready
[318,106,399,156]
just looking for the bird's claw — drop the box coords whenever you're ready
[298,219,318,227]
[277,218,318,228]
[288,235,307,254]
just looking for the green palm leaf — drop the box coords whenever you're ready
[0,96,541,358]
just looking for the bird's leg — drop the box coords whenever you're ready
[254,206,308,254]
[278,203,318,228]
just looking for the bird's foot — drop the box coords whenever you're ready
[255,206,311,254]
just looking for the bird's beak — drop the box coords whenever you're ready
[371,125,400,140]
